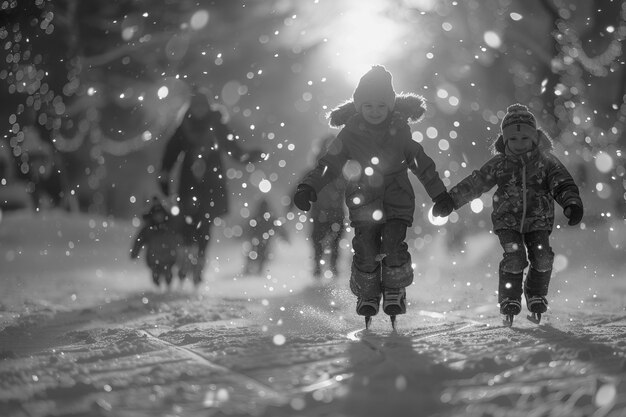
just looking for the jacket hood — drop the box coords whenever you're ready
[328,93,427,128]
[491,128,554,155]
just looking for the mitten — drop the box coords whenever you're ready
[432,191,455,217]
[293,184,317,211]
[564,204,583,226]
[158,172,170,196]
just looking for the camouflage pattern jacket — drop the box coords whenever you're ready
[449,130,583,233]
[300,94,446,226]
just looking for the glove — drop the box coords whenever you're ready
[158,172,170,196]
[564,204,583,226]
[293,184,317,211]
[432,192,455,217]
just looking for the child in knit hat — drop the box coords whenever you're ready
[294,65,453,328]
[433,103,584,325]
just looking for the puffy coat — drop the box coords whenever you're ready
[300,94,446,226]
[449,129,583,233]
[161,109,257,220]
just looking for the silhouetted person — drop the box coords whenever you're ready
[158,89,265,285]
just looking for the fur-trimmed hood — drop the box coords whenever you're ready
[491,128,554,155]
[328,93,427,128]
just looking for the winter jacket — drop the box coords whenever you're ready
[161,109,259,220]
[449,129,583,233]
[300,94,446,226]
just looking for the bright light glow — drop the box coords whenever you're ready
[325,3,406,82]
[157,86,169,99]
[596,182,612,199]
[483,31,502,49]
[259,179,272,193]
[372,210,383,221]
[470,198,484,213]
[190,10,210,30]
[595,151,614,173]
[428,206,448,226]
[595,383,617,407]
[273,334,286,346]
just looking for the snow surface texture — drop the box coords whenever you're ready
[0,210,625,417]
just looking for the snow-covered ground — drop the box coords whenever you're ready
[1,209,625,417]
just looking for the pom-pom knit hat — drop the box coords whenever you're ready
[501,103,536,129]
[501,103,538,143]
[353,65,396,112]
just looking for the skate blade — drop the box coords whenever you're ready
[502,314,514,327]
[365,316,372,329]
[526,313,542,324]
[390,315,397,330]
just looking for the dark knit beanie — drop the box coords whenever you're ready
[353,65,396,112]
[501,104,537,131]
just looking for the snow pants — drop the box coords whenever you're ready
[179,212,213,284]
[311,220,344,275]
[496,229,553,303]
[349,220,413,298]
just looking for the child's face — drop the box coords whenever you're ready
[503,126,537,155]
[360,101,389,125]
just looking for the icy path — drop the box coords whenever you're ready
[0,211,625,416]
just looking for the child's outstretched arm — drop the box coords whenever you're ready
[130,228,147,259]
[406,141,446,199]
[448,157,500,209]
[546,155,583,225]
[295,136,348,211]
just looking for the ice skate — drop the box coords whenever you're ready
[500,299,521,326]
[383,287,406,330]
[526,295,548,324]
[356,296,381,329]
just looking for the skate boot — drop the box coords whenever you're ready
[383,287,406,330]
[356,296,381,329]
[500,298,521,326]
[525,295,548,324]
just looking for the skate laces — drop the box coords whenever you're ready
[526,295,548,313]
[383,287,406,315]
[500,299,521,315]
[357,296,381,316]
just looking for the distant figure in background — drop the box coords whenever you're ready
[11,108,71,211]
[0,140,32,212]
[158,88,265,285]
[130,198,188,289]
[307,134,347,279]
[434,104,584,325]
[242,198,290,275]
